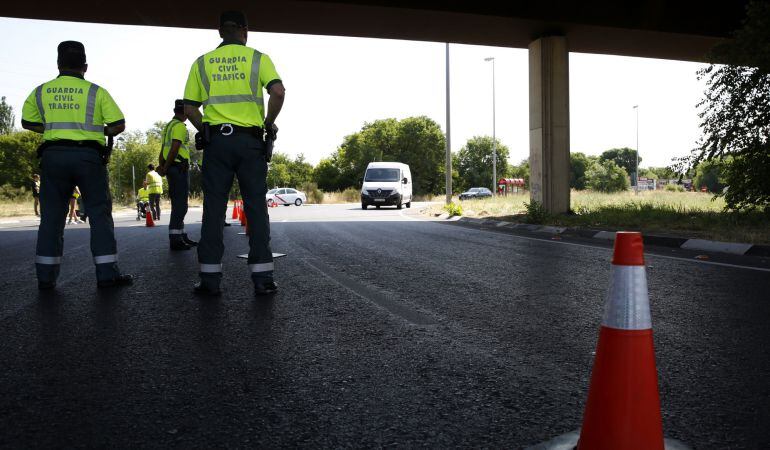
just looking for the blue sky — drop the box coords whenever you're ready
[0,17,707,167]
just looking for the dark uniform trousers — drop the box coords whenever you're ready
[198,132,273,287]
[36,147,121,282]
[148,193,161,220]
[166,164,189,240]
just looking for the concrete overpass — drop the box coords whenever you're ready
[1,1,749,212]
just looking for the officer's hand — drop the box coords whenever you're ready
[195,132,205,150]
[265,122,278,141]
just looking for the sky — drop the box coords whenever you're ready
[0,17,708,168]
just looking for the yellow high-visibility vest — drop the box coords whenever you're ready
[21,74,123,143]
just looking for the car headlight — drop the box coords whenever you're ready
[361,191,370,197]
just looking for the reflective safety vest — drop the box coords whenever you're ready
[161,118,190,162]
[137,187,150,202]
[146,171,163,194]
[21,74,124,143]
[183,43,281,127]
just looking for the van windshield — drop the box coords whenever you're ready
[365,168,401,182]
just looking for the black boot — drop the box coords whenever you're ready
[170,236,192,251]
[97,274,134,288]
[182,234,198,247]
[254,279,278,296]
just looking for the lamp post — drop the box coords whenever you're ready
[445,43,452,205]
[633,105,639,194]
[484,57,497,193]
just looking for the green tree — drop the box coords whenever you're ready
[694,158,726,193]
[570,152,595,190]
[645,166,677,179]
[508,159,530,189]
[313,157,342,191]
[319,116,447,195]
[586,160,630,193]
[456,136,510,192]
[0,97,14,135]
[0,131,42,189]
[687,0,770,210]
[599,148,640,183]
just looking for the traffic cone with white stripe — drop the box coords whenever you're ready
[239,203,247,226]
[231,200,240,220]
[145,205,155,227]
[578,231,663,450]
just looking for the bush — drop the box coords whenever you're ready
[586,160,630,193]
[0,184,29,200]
[665,183,685,192]
[341,187,360,203]
[300,181,324,204]
[444,202,463,217]
[524,200,550,224]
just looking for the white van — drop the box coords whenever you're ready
[360,162,413,210]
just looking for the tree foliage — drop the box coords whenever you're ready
[570,152,596,190]
[267,153,314,188]
[0,131,42,190]
[586,160,630,193]
[0,97,14,136]
[455,136,510,192]
[316,117,447,195]
[599,148,640,183]
[686,0,770,210]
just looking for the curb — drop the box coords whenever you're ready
[454,217,770,258]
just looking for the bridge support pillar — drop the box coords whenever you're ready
[529,36,570,214]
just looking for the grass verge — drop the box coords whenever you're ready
[425,191,770,244]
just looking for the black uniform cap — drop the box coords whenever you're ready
[57,40,86,68]
[174,99,184,113]
[220,11,248,28]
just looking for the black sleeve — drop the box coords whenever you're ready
[106,119,126,127]
[183,99,202,107]
[21,119,43,128]
[265,79,283,92]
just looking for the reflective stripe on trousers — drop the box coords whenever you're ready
[94,254,118,264]
[249,262,274,273]
[35,255,62,265]
[200,263,222,273]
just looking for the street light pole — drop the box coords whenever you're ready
[633,105,639,195]
[485,57,497,193]
[445,43,452,205]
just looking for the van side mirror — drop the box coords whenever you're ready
[402,177,408,184]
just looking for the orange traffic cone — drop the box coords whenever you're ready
[239,204,247,226]
[145,206,155,227]
[578,231,663,450]
[231,200,239,219]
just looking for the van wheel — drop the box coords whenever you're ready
[295,198,303,206]
[362,203,367,210]
[406,201,411,208]
[397,202,403,210]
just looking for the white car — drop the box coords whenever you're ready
[266,188,307,206]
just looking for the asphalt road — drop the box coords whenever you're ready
[1,203,768,448]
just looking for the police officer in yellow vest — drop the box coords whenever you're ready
[145,164,163,221]
[158,100,197,250]
[184,11,285,296]
[137,180,150,220]
[21,41,133,289]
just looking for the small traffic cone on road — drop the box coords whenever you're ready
[145,207,155,227]
[578,231,664,450]
[231,200,240,219]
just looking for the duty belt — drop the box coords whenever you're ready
[211,123,264,137]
